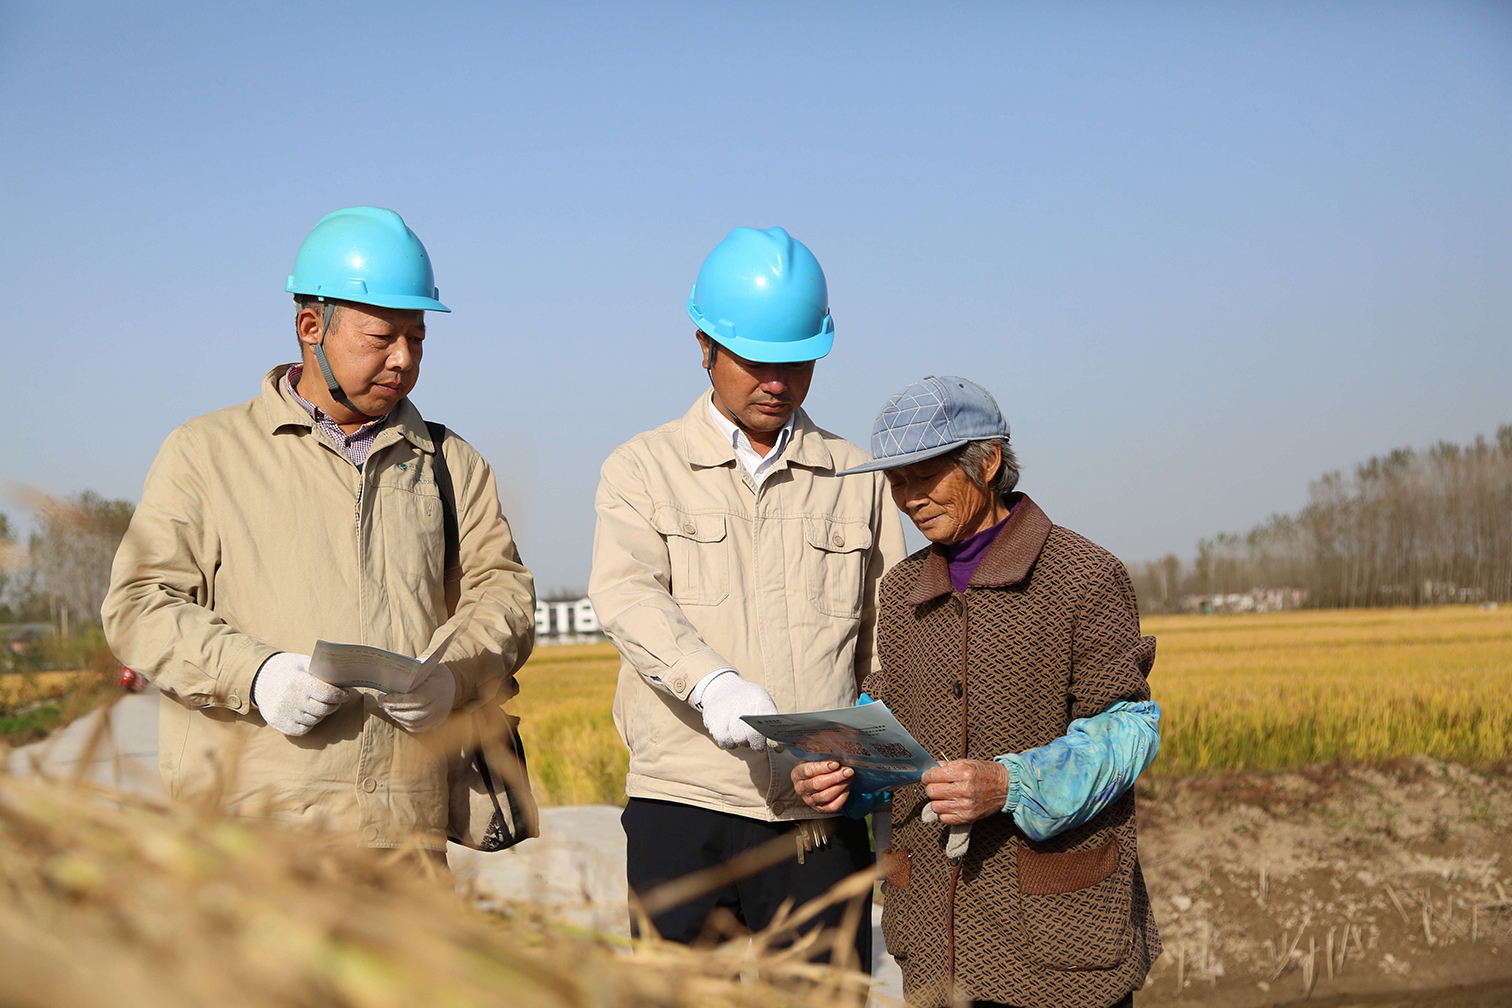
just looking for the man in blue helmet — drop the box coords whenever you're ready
[103,207,536,856]
[589,226,907,961]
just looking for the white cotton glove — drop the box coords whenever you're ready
[377,662,457,733]
[699,672,778,750]
[252,652,350,737]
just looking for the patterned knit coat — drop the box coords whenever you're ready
[870,494,1161,1007]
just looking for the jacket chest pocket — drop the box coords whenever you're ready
[803,517,873,619]
[372,484,445,589]
[653,507,729,606]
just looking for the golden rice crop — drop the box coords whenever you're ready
[0,668,83,705]
[512,643,626,806]
[510,607,1512,802]
[1144,605,1512,775]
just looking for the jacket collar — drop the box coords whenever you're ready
[258,364,435,453]
[681,391,835,472]
[904,493,1053,606]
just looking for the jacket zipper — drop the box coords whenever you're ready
[749,470,784,812]
[353,463,366,642]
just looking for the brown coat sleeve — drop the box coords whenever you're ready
[1069,552,1155,720]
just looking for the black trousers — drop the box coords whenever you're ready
[623,797,874,970]
[972,996,1133,1008]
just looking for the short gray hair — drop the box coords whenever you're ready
[949,438,1020,500]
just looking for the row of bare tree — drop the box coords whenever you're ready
[1132,425,1512,613]
[7,425,1511,628]
[0,492,135,629]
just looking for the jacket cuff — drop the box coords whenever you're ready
[661,651,734,702]
[223,640,278,715]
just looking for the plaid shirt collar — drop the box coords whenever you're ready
[283,364,389,468]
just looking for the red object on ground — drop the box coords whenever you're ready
[117,665,146,693]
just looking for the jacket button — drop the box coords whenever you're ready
[832,533,845,547]
[362,777,378,793]
[683,522,696,535]
[673,678,686,692]
[363,825,379,842]
[952,681,963,700]
[771,801,786,815]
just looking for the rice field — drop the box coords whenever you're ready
[1143,604,1512,776]
[511,606,1512,806]
[512,643,626,806]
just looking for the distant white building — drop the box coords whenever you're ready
[535,595,603,645]
[1182,587,1308,614]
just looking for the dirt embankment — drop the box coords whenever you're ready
[1134,758,1512,1006]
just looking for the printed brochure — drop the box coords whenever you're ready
[309,616,470,695]
[742,702,938,791]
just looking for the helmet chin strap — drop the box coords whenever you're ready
[705,340,764,437]
[311,299,364,417]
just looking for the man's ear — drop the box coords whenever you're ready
[696,331,714,370]
[296,305,325,347]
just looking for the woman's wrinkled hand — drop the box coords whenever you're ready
[922,760,1011,825]
[791,760,854,814]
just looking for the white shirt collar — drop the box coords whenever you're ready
[706,395,796,489]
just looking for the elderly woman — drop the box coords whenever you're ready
[792,376,1162,1008]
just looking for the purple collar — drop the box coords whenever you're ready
[942,507,1013,594]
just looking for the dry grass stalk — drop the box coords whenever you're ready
[1385,883,1411,925]
[0,765,876,1008]
[1268,911,1311,983]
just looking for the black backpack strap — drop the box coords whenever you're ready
[426,421,460,579]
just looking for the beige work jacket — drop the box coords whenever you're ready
[590,392,907,820]
[102,366,535,849]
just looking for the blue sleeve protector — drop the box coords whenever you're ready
[994,700,1161,842]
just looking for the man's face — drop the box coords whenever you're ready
[298,302,426,420]
[697,333,814,436]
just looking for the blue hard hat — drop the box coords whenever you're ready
[839,376,1010,475]
[286,206,450,312]
[687,226,833,362]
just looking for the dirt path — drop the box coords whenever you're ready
[1134,758,1512,1006]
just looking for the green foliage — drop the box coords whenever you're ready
[32,623,110,671]
[0,704,62,745]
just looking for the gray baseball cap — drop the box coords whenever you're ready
[839,375,1010,475]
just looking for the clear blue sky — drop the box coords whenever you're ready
[2,1,1508,593]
